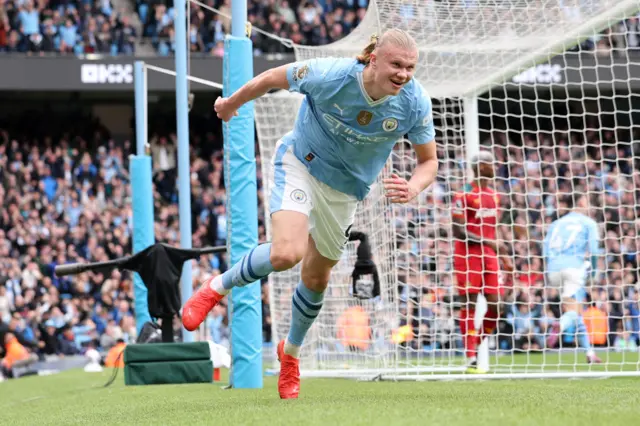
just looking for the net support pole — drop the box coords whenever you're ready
[131,61,154,334]
[224,1,262,388]
[463,95,489,373]
[174,0,194,342]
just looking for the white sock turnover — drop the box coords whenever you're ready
[283,339,301,358]
[208,275,229,296]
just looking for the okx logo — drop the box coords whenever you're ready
[81,64,133,84]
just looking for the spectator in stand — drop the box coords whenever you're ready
[141,0,369,56]
[113,15,136,54]
[0,0,130,55]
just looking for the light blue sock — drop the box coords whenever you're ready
[559,311,577,333]
[576,314,592,351]
[287,280,324,346]
[221,243,274,290]
[558,311,577,348]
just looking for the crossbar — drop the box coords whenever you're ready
[144,64,224,90]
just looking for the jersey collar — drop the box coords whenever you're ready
[356,72,390,107]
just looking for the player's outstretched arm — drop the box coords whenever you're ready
[383,142,438,203]
[214,64,291,122]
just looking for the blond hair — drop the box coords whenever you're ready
[356,29,418,65]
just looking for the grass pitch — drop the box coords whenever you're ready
[2,363,639,426]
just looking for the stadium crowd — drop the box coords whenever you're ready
[0,0,135,55]
[3,0,640,57]
[139,0,640,57]
[138,0,369,56]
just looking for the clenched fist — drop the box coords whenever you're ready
[214,97,240,122]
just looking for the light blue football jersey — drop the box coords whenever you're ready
[543,212,600,273]
[283,57,436,200]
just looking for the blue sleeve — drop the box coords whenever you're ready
[286,58,337,98]
[407,93,436,145]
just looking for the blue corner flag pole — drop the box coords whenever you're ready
[174,0,194,342]
[224,0,262,388]
[131,61,153,334]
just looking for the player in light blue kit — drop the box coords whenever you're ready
[543,193,602,363]
[182,29,438,398]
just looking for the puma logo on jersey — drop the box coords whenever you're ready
[333,104,344,116]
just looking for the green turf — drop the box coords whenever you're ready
[2,364,640,426]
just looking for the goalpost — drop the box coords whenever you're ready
[255,0,640,380]
[132,0,263,388]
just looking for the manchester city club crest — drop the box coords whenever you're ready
[296,65,309,80]
[291,189,307,204]
[382,118,398,132]
[357,110,373,126]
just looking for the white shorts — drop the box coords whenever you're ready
[547,268,587,301]
[268,140,358,261]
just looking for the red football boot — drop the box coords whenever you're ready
[277,340,300,399]
[182,279,225,331]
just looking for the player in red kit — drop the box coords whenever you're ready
[452,151,513,373]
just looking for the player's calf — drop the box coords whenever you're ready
[285,280,325,355]
[282,238,332,365]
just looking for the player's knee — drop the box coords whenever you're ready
[300,268,330,293]
[270,243,305,271]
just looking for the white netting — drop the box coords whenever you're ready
[256,2,640,379]
[294,0,639,98]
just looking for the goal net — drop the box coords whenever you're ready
[255,0,640,380]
